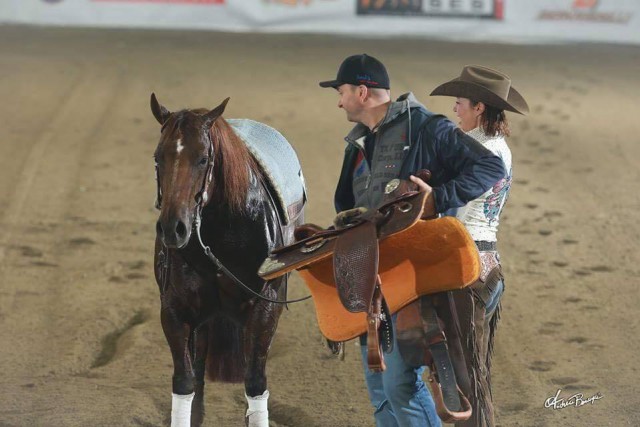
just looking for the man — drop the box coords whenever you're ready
[319,54,506,427]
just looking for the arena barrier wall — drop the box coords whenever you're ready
[1,0,639,45]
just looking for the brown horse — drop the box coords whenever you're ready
[150,94,304,427]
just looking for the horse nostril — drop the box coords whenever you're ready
[175,221,187,239]
[156,221,163,237]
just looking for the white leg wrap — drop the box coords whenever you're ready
[171,392,195,427]
[245,390,269,427]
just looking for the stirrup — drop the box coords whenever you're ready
[427,369,472,423]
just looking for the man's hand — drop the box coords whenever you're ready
[409,175,436,219]
[409,175,432,192]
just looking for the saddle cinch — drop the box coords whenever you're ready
[258,172,479,423]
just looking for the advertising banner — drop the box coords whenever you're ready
[1,0,639,45]
[356,0,503,20]
[1,0,236,31]
[499,0,639,44]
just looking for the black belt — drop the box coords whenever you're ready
[475,240,497,251]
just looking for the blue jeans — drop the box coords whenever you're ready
[359,314,441,427]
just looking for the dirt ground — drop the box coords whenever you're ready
[0,25,639,427]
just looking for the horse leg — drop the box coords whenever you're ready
[243,282,284,427]
[161,307,195,427]
[189,324,209,427]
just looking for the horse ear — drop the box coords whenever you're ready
[150,93,171,125]
[203,97,231,127]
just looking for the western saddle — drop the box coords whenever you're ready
[258,171,478,422]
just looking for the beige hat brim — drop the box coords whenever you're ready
[430,78,529,115]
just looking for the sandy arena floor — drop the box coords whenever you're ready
[0,25,639,426]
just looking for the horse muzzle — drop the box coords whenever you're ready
[156,215,192,249]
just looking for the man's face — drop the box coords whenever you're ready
[336,84,362,123]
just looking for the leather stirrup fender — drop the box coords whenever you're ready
[433,292,472,396]
[396,296,473,422]
[396,299,431,367]
[333,221,379,313]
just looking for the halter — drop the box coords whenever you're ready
[155,124,310,305]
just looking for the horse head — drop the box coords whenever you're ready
[150,93,230,249]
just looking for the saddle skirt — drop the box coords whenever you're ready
[228,119,305,224]
[298,217,480,342]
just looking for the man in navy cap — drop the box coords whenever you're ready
[320,54,506,427]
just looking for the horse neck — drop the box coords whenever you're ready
[200,170,275,259]
[209,118,259,214]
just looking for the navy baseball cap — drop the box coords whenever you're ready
[319,54,390,90]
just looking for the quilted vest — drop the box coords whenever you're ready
[351,118,410,210]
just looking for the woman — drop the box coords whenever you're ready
[430,65,529,427]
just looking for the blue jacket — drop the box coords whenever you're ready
[334,93,506,214]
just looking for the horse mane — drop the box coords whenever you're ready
[209,117,259,213]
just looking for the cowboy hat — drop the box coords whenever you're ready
[430,65,529,115]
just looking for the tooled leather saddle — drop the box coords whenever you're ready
[258,171,476,422]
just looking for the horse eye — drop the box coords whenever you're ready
[199,157,208,166]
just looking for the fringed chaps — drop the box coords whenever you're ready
[451,265,503,427]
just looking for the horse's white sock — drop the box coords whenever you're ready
[245,390,269,427]
[171,392,194,427]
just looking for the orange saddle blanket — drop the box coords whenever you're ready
[297,217,480,342]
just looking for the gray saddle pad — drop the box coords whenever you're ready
[228,119,305,225]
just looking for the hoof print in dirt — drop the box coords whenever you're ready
[68,237,96,246]
[529,360,556,372]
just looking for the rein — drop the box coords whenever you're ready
[156,123,311,305]
[193,207,311,304]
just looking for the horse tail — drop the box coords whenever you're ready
[205,316,245,383]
